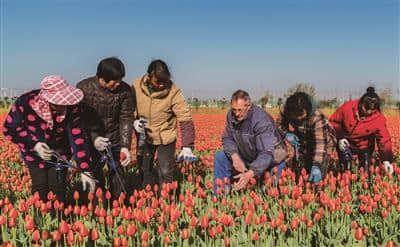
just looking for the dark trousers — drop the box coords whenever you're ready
[338,147,372,171]
[92,149,126,201]
[137,141,176,188]
[28,166,67,204]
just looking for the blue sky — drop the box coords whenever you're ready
[1,0,399,100]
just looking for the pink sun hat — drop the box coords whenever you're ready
[40,75,83,105]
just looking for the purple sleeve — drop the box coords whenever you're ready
[180,120,195,149]
[248,119,274,177]
[222,113,238,157]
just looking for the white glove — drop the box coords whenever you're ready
[338,138,350,152]
[34,142,53,160]
[383,161,393,175]
[120,147,131,167]
[134,118,147,134]
[81,172,96,192]
[94,136,110,151]
[177,147,197,162]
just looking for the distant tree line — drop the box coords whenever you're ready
[0,96,17,109]
[187,83,400,111]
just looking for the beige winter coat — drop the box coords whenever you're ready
[132,74,192,146]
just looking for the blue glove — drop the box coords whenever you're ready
[270,161,286,178]
[309,165,322,184]
[270,161,286,187]
[285,133,300,147]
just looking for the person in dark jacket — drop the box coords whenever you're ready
[329,87,393,174]
[3,75,96,203]
[213,90,287,195]
[276,92,336,184]
[77,57,135,200]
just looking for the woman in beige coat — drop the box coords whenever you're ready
[132,59,197,188]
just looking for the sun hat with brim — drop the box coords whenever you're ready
[40,75,83,106]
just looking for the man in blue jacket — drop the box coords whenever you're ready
[213,90,287,195]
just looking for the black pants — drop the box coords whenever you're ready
[137,141,176,188]
[28,166,67,204]
[338,147,372,171]
[92,149,126,201]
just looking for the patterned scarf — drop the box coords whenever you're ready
[30,90,66,129]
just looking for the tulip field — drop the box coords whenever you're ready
[0,110,399,246]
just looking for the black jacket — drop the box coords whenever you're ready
[77,76,135,150]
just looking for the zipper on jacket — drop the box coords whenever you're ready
[349,108,360,136]
[148,96,156,144]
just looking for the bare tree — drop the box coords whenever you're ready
[258,91,273,109]
[379,87,394,107]
[284,82,316,98]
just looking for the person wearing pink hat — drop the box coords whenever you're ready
[77,57,135,201]
[3,75,96,203]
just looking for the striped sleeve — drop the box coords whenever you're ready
[312,115,329,165]
[275,113,288,138]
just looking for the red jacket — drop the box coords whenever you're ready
[329,99,393,162]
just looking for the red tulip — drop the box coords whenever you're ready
[158,225,165,235]
[252,231,259,241]
[87,191,94,201]
[386,240,395,247]
[105,191,112,200]
[280,224,288,233]
[344,204,351,215]
[73,205,80,215]
[41,230,49,241]
[51,230,61,241]
[67,230,75,245]
[59,220,70,234]
[80,206,88,217]
[0,215,6,225]
[381,209,388,219]
[79,225,89,238]
[121,238,128,247]
[141,230,149,242]
[95,188,103,199]
[355,227,363,241]
[113,237,121,247]
[32,230,40,242]
[208,227,216,238]
[200,215,209,229]
[117,225,125,235]
[127,224,137,237]
[24,215,35,231]
[106,215,113,226]
[91,228,99,241]
[163,235,171,245]
[8,217,16,228]
[169,223,176,233]
[73,191,80,201]
[181,228,189,240]
[190,216,197,228]
[245,211,253,225]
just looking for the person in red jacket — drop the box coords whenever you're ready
[329,87,393,174]
[3,75,96,203]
